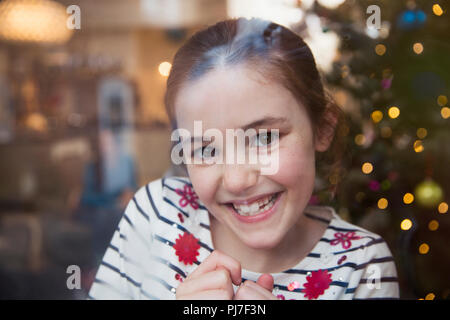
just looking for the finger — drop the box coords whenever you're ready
[256,273,274,292]
[188,250,242,285]
[234,281,276,300]
[178,288,233,300]
[242,280,278,300]
[177,268,234,297]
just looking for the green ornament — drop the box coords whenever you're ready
[381,179,391,191]
[414,179,444,208]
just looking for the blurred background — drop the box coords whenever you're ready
[0,0,448,300]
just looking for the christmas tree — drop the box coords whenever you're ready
[298,0,449,299]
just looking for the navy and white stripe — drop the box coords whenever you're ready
[89,176,399,300]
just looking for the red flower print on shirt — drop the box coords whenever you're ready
[337,255,347,265]
[175,184,199,210]
[330,231,361,249]
[175,273,184,282]
[303,269,332,300]
[287,281,300,291]
[173,232,201,265]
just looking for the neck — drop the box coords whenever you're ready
[209,212,323,274]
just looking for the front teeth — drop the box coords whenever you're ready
[232,194,277,216]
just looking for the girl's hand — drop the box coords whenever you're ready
[234,273,278,300]
[176,250,242,300]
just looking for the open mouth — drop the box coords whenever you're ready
[225,192,282,217]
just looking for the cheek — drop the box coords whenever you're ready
[272,143,316,190]
[187,166,218,206]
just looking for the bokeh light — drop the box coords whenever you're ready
[0,0,73,44]
[441,107,450,119]
[432,4,444,16]
[388,106,400,119]
[375,44,386,56]
[381,179,391,191]
[428,220,439,231]
[425,293,435,300]
[317,0,346,9]
[378,198,388,209]
[355,134,366,145]
[437,95,448,106]
[438,202,448,214]
[416,128,427,139]
[400,219,413,230]
[158,61,172,77]
[362,162,373,174]
[413,42,424,54]
[403,193,414,204]
[371,110,383,123]
[413,140,424,153]
[419,243,430,254]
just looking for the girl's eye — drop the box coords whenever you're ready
[192,145,216,159]
[252,131,279,147]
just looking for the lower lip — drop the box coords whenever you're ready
[227,192,283,224]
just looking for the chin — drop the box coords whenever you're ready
[238,231,284,250]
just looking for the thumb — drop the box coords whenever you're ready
[256,273,274,292]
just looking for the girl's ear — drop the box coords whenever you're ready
[314,104,338,152]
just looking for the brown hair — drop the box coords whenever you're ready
[164,18,347,194]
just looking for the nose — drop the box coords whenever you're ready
[222,163,259,195]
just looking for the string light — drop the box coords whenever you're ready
[437,95,448,106]
[432,4,444,16]
[425,293,435,300]
[400,219,413,230]
[413,42,424,54]
[419,243,429,254]
[375,44,386,56]
[441,107,450,119]
[413,140,424,153]
[378,198,388,209]
[355,134,366,146]
[403,193,414,204]
[388,106,400,119]
[428,220,439,231]
[158,61,172,77]
[438,202,448,214]
[416,128,427,139]
[362,162,373,174]
[371,110,383,123]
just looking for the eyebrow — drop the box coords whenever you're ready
[183,116,289,147]
[239,116,289,132]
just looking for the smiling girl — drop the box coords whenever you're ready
[89,18,399,300]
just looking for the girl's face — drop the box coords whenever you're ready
[174,65,330,250]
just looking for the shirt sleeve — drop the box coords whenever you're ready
[88,181,158,300]
[350,238,400,299]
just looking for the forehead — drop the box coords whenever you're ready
[174,65,304,130]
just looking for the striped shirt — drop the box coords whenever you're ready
[88,176,399,300]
